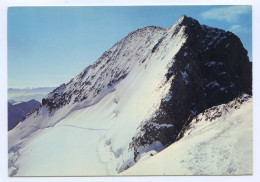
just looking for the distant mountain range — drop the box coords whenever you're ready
[8,99,41,131]
[8,87,55,131]
[8,87,56,103]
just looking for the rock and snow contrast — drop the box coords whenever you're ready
[122,94,252,175]
[8,15,252,176]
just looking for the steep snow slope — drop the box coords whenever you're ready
[8,16,187,176]
[8,15,252,176]
[122,94,252,175]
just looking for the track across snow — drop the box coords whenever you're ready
[8,15,252,176]
[59,124,108,131]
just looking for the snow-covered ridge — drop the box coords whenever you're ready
[8,15,252,176]
[122,94,252,175]
[42,26,167,112]
[9,15,189,176]
[41,15,197,114]
[176,93,252,140]
[127,14,251,169]
[192,93,251,123]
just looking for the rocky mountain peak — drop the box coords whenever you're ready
[176,14,198,26]
[128,16,252,169]
[40,15,251,152]
[8,15,252,176]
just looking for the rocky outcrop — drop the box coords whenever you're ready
[176,93,252,141]
[8,15,252,176]
[39,16,252,169]
[130,15,252,162]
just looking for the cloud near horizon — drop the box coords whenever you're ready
[201,6,251,22]
[229,24,250,34]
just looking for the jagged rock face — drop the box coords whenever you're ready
[42,15,252,165]
[176,93,252,141]
[121,94,252,175]
[130,16,252,159]
[8,15,252,176]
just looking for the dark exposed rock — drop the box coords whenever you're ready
[130,15,252,161]
[8,15,252,175]
[37,15,251,168]
[176,93,252,141]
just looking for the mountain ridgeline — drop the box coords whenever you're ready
[43,16,251,112]
[42,15,251,165]
[129,16,252,160]
[9,15,252,176]
[45,15,250,169]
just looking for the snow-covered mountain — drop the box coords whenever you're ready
[8,15,252,176]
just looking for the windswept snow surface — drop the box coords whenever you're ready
[8,17,187,176]
[122,97,253,175]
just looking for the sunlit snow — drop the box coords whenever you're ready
[122,97,252,175]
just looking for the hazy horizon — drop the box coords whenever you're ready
[8,86,58,90]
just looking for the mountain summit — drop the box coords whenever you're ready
[8,15,252,176]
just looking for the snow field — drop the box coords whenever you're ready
[122,99,252,175]
[8,17,188,176]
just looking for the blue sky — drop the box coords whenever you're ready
[8,6,252,88]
